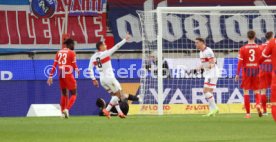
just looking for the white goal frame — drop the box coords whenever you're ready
[155,6,276,115]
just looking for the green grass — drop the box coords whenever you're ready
[0,114,275,142]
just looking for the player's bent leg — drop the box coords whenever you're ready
[103,94,122,119]
[59,78,68,115]
[113,91,126,119]
[271,102,276,122]
[202,77,219,117]
[120,93,128,101]
[272,104,276,122]
[107,78,126,118]
[67,89,77,110]
[120,93,140,102]
[271,84,276,122]
[61,77,78,118]
[101,86,113,119]
[63,89,77,119]
[60,89,68,112]
[128,94,140,102]
[202,88,218,117]
[260,89,268,115]
[60,89,68,118]
[61,89,69,118]
[254,90,262,117]
[243,89,251,118]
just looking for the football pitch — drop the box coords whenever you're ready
[0,114,275,142]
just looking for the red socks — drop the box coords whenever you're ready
[261,95,267,113]
[255,93,261,107]
[272,105,276,122]
[60,94,77,113]
[60,95,68,112]
[271,85,276,122]
[67,95,77,110]
[244,95,250,114]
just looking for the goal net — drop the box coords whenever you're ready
[137,6,276,115]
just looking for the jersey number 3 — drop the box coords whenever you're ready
[249,49,255,62]
[58,53,67,65]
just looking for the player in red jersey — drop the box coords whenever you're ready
[47,38,79,119]
[259,32,274,116]
[260,37,276,122]
[235,30,262,118]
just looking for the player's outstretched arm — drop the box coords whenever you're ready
[88,56,99,88]
[104,32,131,56]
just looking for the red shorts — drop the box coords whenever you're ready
[59,75,77,90]
[241,76,259,90]
[259,72,272,89]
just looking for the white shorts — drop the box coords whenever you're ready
[100,77,122,93]
[204,77,218,89]
[203,66,219,89]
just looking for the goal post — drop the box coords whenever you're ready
[137,6,276,115]
[157,9,164,115]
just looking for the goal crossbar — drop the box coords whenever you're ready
[157,6,276,13]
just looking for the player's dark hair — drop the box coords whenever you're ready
[63,38,74,45]
[247,30,256,40]
[63,38,75,50]
[195,37,205,44]
[96,41,103,50]
[96,98,106,109]
[265,31,274,40]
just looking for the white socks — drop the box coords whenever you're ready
[106,96,122,114]
[106,104,112,111]
[204,92,217,111]
[115,104,122,114]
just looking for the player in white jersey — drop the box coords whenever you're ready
[88,33,131,119]
[195,37,219,117]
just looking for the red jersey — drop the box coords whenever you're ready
[262,39,276,106]
[259,42,272,72]
[50,48,78,77]
[236,43,261,77]
[262,39,276,71]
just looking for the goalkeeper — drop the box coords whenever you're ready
[96,99,128,116]
[96,94,139,116]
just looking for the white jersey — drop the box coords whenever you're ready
[199,47,219,84]
[89,39,126,80]
[199,47,216,71]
